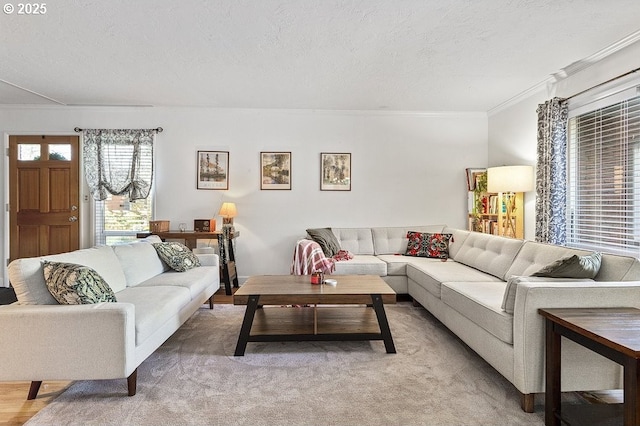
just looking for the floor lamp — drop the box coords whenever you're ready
[487,165,534,238]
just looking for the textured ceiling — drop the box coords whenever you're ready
[1,0,640,111]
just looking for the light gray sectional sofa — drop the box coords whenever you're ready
[0,236,220,399]
[319,225,640,412]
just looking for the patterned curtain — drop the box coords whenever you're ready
[535,98,568,244]
[82,129,157,201]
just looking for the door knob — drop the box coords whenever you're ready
[71,205,78,211]
[69,216,78,222]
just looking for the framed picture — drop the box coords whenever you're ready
[260,151,291,190]
[197,151,229,190]
[465,168,486,191]
[321,152,351,191]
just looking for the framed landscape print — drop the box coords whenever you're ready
[260,151,291,190]
[197,151,229,190]
[321,152,351,191]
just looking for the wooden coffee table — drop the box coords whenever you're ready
[233,275,396,356]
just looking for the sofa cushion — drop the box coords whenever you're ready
[152,242,201,272]
[442,227,471,259]
[376,255,411,276]
[116,286,191,346]
[113,240,167,287]
[407,260,502,299]
[442,281,513,344]
[372,226,446,255]
[9,245,127,305]
[503,241,591,278]
[453,232,524,280]
[136,266,219,300]
[332,228,374,255]
[532,252,602,279]
[501,276,595,314]
[42,261,117,305]
[332,255,387,276]
[306,228,341,257]
[405,232,452,259]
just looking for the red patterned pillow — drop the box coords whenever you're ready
[405,232,453,259]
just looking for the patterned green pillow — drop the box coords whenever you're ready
[42,261,117,305]
[152,242,201,272]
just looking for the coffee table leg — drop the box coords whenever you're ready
[371,294,396,353]
[234,295,260,356]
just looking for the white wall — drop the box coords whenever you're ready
[488,90,547,239]
[488,40,640,240]
[1,107,488,285]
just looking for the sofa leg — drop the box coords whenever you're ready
[520,392,535,413]
[127,369,137,396]
[208,295,214,309]
[27,381,42,400]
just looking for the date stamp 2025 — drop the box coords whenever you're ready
[3,3,47,15]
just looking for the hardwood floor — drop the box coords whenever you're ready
[0,288,235,425]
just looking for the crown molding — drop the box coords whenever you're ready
[489,30,640,117]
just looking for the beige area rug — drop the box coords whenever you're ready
[27,303,577,425]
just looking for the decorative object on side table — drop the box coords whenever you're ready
[194,219,216,232]
[321,152,351,191]
[197,150,229,190]
[219,202,237,233]
[260,151,291,190]
[149,220,170,233]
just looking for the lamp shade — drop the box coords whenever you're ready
[487,165,534,193]
[218,202,237,218]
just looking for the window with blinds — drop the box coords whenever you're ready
[94,194,153,245]
[566,94,640,255]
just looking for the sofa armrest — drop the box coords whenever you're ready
[0,302,137,381]
[194,252,219,267]
[512,280,640,394]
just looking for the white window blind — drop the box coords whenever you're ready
[566,93,640,255]
[94,193,153,245]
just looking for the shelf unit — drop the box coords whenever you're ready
[467,192,523,238]
[466,168,524,239]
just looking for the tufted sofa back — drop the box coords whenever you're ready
[452,232,525,280]
[331,228,375,254]
[506,240,640,281]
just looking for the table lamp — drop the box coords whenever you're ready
[218,202,237,233]
[487,165,534,237]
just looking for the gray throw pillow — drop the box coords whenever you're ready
[43,261,117,304]
[152,242,201,272]
[306,228,341,257]
[531,252,602,279]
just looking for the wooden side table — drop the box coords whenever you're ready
[137,230,239,295]
[539,307,640,426]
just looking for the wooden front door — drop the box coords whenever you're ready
[8,135,80,261]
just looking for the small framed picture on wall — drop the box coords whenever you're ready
[197,151,229,190]
[321,152,351,191]
[260,151,292,190]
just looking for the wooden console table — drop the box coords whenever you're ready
[539,307,640,426]
[137,230,239,295]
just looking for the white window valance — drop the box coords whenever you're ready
[82,129,157,201]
